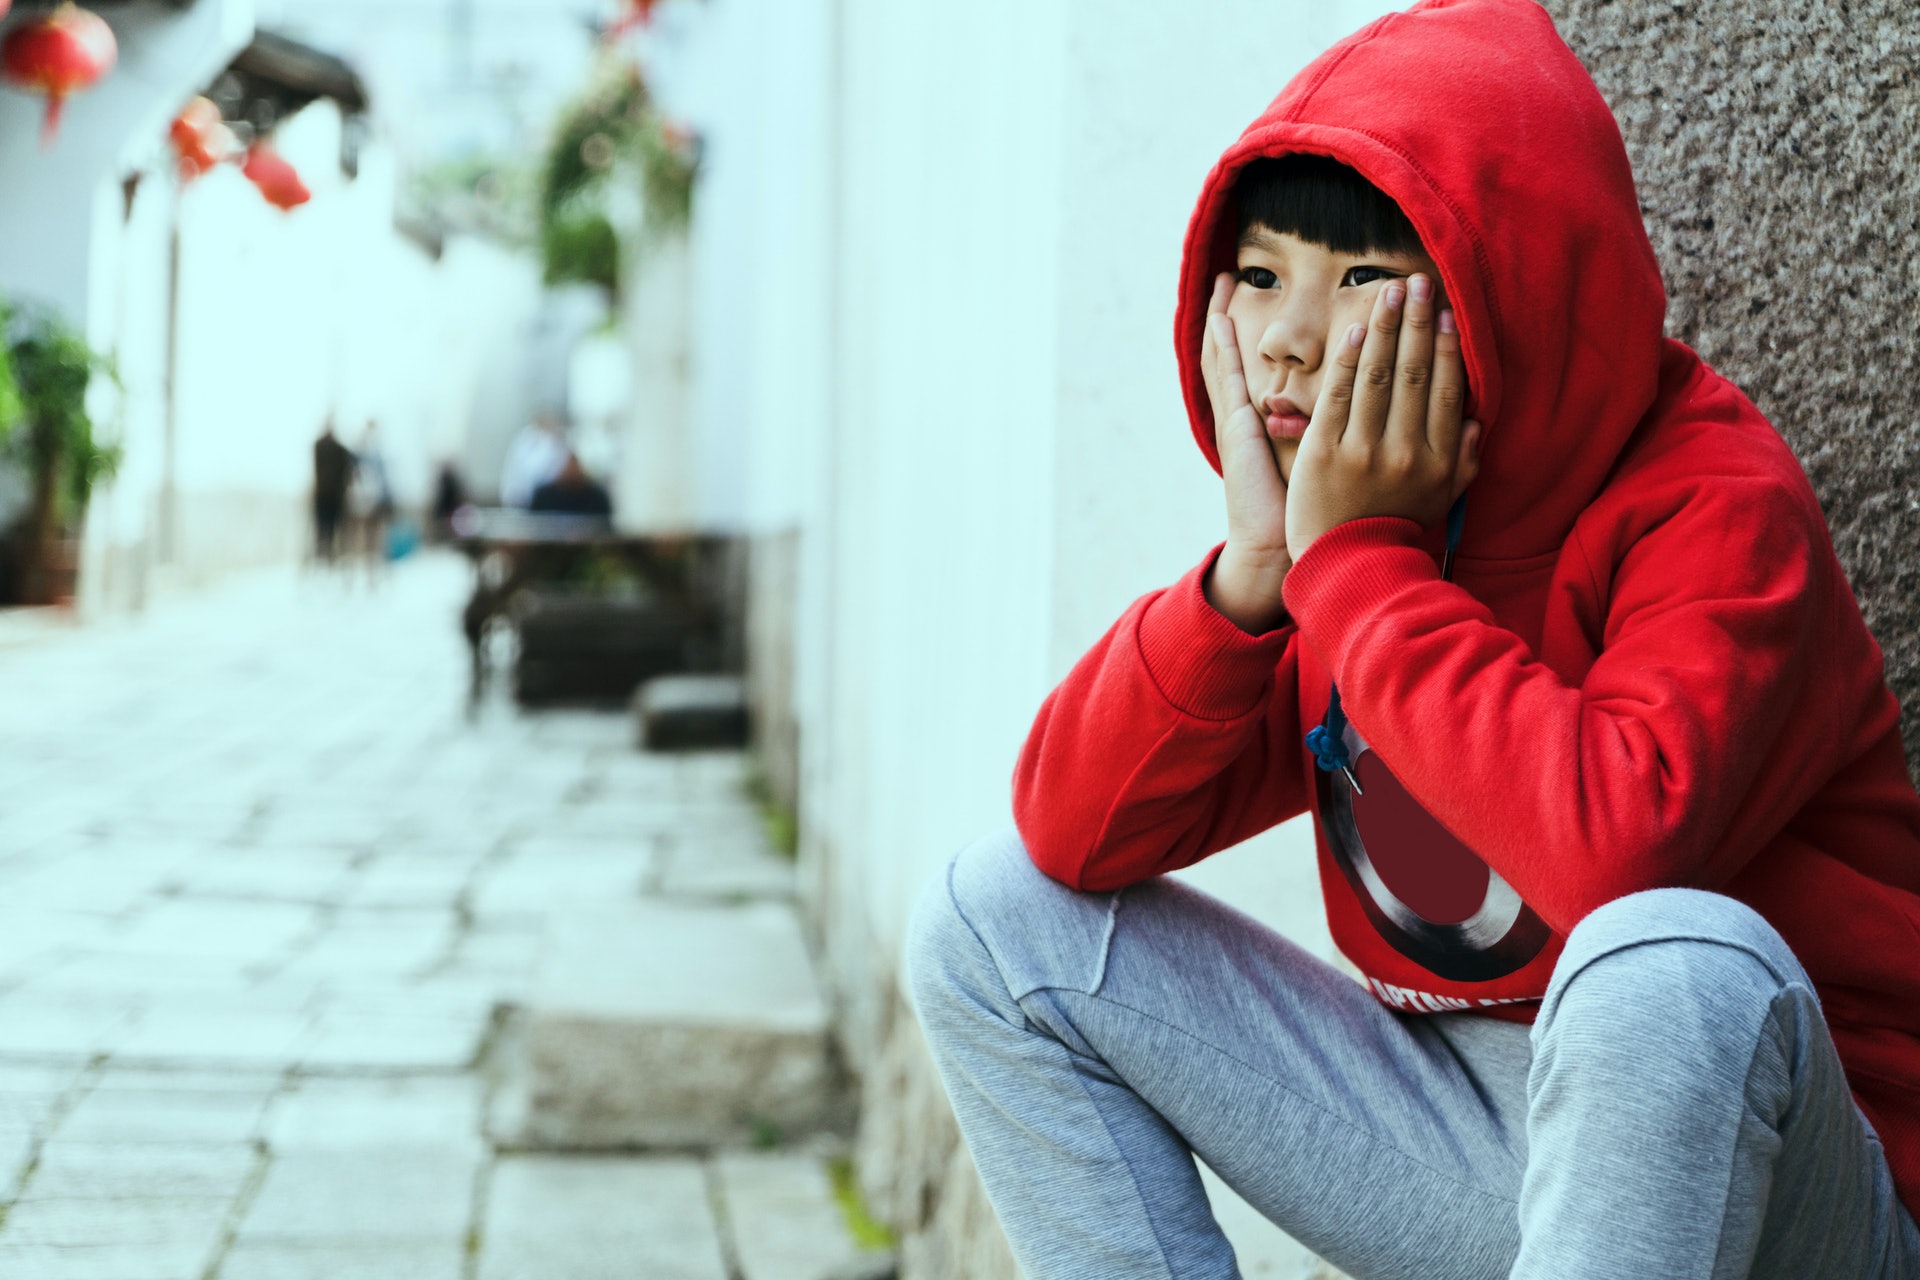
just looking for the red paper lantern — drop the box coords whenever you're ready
[242,141,311,211]
[606,0,661,38]
[168,95,230,181]
[1,4,118,147]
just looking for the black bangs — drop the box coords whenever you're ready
[1232,154,1423,257]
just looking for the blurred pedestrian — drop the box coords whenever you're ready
[529,451,613,523]
[348,421,395,580]
[311,420,353,565]
[499,411,568,508]
[430,458,468,542]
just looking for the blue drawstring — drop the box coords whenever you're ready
[1305,684,1353,774]
[1308,494,1468,791]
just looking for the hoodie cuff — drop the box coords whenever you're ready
[1136,545,1293,721]
[1281,517,1434,670]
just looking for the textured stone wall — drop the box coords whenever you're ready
[1544,0,1920,774]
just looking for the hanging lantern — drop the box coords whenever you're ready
[1,4,118,148]
[242,141,310,211]
[168,95,231,182]
[606,0,661,38]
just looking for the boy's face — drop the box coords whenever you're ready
[1226,225,1447,483]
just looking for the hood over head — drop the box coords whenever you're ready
[1176,0,1668,560]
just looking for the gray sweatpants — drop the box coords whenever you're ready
[906,828,1920,1279]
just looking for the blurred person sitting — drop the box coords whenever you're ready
[529,451,613,522]
[348,422,396,579]
[499,411,569,508]
[430,458,469,542]
[311,420,354,565]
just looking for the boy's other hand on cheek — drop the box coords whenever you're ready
[1201,272,1293,635]
[1284,274,1482,566]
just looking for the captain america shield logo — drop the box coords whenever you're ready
[1315,718,1550,982]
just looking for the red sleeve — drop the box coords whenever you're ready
[1282,483,1837,934]
[1013,545,1311,890]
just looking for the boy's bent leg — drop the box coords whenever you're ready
[906,829,1530,1280]
[1519,888,1920,1280]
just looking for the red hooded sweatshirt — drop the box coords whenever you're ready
[1014,0,1920,1217]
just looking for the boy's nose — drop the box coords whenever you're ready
[1257,305,1326,371]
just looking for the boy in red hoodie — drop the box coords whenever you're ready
[906,1,1920,1276]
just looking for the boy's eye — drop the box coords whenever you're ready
[1236,266,1278,290]
[1341,265,1400,288]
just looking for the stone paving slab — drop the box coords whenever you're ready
[237,1148,481,1244]
[468,846,659,921]
[54,1088,272,1146]
[0,1128,40,1196]
[298,1011,488,1072]
[22,1142,260,1200]
[0,560,856,1278]
[1,1195,233,1247]
[113,1000,317,1070]
[657,833,797,900]
[716,1152,876,1280]
[0,1240,218,1280]
[476,1155,727,1280]
[533,900,827,1028]
[107,901,320,966]
[265,1078,482,1151]
[217,1240,468,1280]
[0,996,142,1060]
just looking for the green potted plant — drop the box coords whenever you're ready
[0,299,120,605]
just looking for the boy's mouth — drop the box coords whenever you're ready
[1263,395,1312,441]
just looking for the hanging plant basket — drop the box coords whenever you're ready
[539,61,701,297]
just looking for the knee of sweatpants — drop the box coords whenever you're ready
[905,827,1118,1023]
[1537,887,1808,1059]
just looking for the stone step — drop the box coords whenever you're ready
[633,674,750,750]
[716,1153,895,1280]
[491,900,843,1149]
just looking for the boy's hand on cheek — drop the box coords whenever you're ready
[1200,272,1293,635]
[1285,274,1482,565]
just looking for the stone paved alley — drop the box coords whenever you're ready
[0,556,872,1280]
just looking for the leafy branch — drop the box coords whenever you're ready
[539,59,699,297]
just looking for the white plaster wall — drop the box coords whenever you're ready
[613,230,694,530]
[691,0,1411,947]
[771,0,1398,962]
[816,0,1070,970]
[702,2,1405,1269]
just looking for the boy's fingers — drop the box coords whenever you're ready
[1209,314,1251,413]
[1427,306,1468,460]
[1310,320,1365,444]
[1349,281,1406,446]
[1208,272,1233,316]
[1388,275,1437,456]
[1201,312,1223,407]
